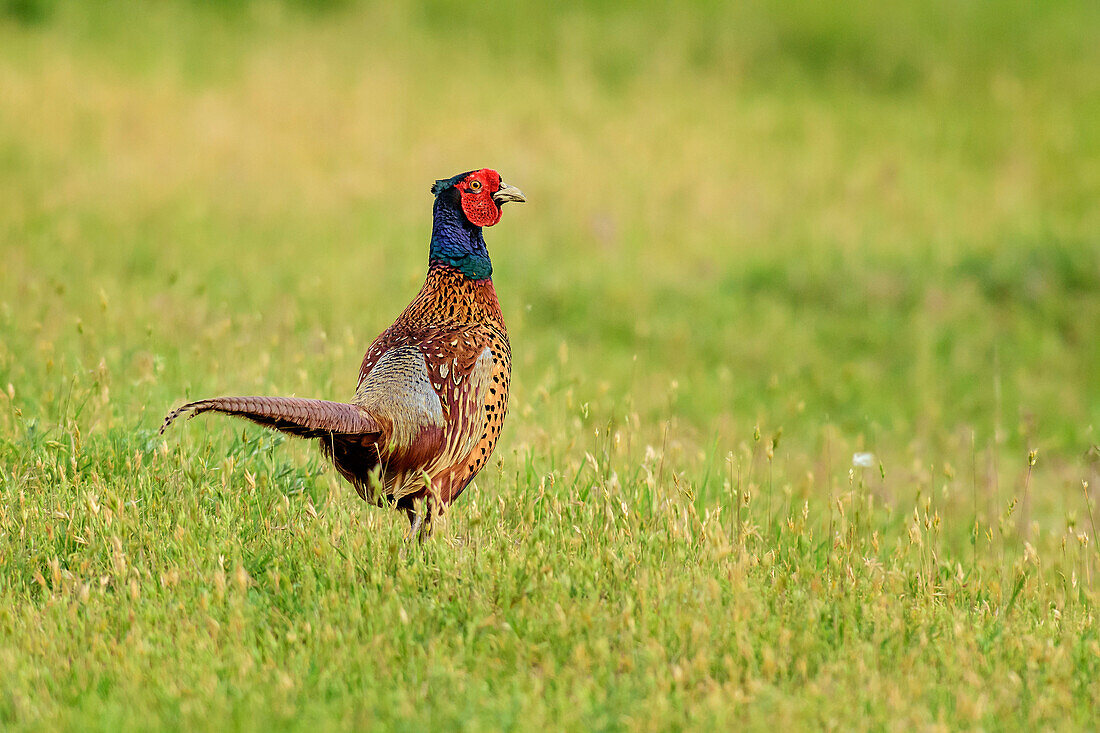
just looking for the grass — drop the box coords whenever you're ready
[1,0,1100,729]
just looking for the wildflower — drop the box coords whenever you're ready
[852,452,875,467]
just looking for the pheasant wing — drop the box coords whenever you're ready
[347,336,494,503]
[346,344,448,499]
[411,333,496,503]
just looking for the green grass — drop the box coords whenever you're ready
[2,1,1100,729]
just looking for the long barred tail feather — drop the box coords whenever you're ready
[161,396,381,438]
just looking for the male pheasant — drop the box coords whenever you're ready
[161,168,524,540]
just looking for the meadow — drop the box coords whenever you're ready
[1,0,1099,729]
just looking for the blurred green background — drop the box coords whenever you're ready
[1,0,1099,728]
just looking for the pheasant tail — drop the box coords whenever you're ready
[161,396,380,439]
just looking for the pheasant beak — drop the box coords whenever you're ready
[492,182,526,205]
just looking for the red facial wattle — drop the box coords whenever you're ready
[459,169,503,227]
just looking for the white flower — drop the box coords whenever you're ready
[852,452,875,468]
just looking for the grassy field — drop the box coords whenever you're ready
[2,0,1100,729]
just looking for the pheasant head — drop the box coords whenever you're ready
[429,169,525,279]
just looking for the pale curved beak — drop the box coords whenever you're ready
[492,182,526,205]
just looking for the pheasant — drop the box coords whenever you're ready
[161,168,524,541]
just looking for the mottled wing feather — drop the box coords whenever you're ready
[348,343,448,501]
[354,345,445,446]
[351,328,500,504]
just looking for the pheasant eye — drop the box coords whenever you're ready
[469,180,482,193]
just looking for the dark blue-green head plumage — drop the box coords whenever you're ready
[430,171,477,196]
[429,168,525,280]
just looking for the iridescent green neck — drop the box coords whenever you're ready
[429,189,493,280]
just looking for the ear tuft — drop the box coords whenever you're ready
[431,170,477,196]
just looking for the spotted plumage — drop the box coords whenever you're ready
[162,168,524,540]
